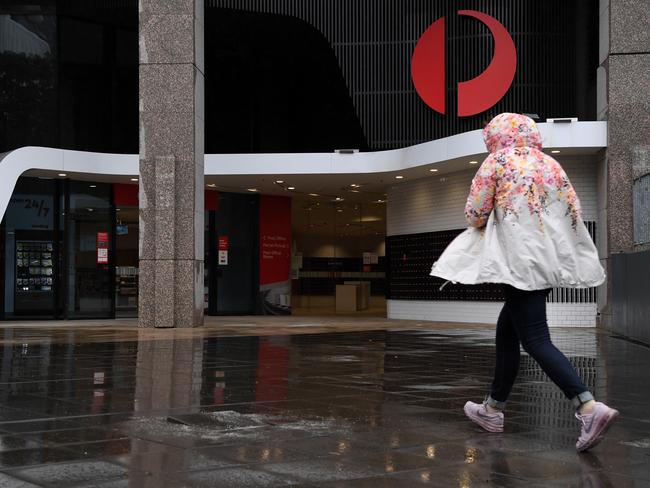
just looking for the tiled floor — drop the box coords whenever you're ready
[0,320,647,487]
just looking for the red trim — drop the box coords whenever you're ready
[113,184,138,207]
[113,183,219,211]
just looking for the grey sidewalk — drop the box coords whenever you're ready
[0,324,646,487]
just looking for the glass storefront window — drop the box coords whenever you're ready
[65,181,112,318]
[115,206,138,318]
[1,178,57,318]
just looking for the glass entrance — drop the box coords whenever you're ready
[65,181,113,318]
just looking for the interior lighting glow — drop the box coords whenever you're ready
[469,160,479,164]
[429,168,438,172]
[395,175,404,179]
[551,150,561,154]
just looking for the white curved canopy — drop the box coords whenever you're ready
[0,121,607,221]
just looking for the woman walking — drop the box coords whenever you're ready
[430,113,618,452]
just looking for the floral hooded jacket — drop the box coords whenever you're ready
[430,113,605,290]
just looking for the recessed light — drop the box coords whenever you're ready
[551,150,561,154]
[247,188,258,192]
[429,168,439,172]
[350,184,359,187]
[395,175,404,179]
[275,180,284,184]
[335,197,343,201]
[337,209,343,212]
[89,184,97,188]
[469,161,479,165]
[287,186,295,190]
[207,183,216,188]
[86,208,94,212]
[130,178,139,182]
[309,193,319,197]
[58,173,67,177]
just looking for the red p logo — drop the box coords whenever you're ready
[411,10,517,117]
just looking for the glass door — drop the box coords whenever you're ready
[65,181,113,318]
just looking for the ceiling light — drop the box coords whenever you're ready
[335,197,343,201]
[337,209,343,212]
[469,161,479,165]
[275,180,284,184]
[551,150,561,154]
[247,188,258,192]
[89,185,97,188]
[395,175,404,179]
[287,186,295,190]
[86,208,94,212]
[58,173,67,177]
[429,168,438,172]
[309,193,319,197]
[207,183,216,188]
[350,184,359,187]
[130,178,139,182]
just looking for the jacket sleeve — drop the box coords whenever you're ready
[465,156,497,228]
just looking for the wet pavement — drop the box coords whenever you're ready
[0,324,648,487]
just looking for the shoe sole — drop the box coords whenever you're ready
[577,408,619,452]
[463,404,504,433]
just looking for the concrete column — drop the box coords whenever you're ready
[138,0,205,327]
[598,0,650,328]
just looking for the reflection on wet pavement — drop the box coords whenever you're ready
[0,326,648,487]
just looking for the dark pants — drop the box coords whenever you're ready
[489,285,592,409]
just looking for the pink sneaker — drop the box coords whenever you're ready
[575,402,619,452]
[463,401,504,433]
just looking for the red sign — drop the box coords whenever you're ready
[259,195,291,286]
[411,10,517,117]
[96,232,109,264]
[218,236,229,251]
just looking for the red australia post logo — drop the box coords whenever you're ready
[411,10,517,117]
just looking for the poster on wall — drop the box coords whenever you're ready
[218,236,229,265]
[259,195,292,315]
[96,232,109,265]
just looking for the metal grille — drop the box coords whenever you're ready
[205,0,597,150]
[633,173,650,245]
[547,221,598,304]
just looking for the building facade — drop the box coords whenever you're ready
[1,1,648,339]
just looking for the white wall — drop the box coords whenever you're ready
[386,157,600,326]
[387,157,598,236]
[387,300,598,327]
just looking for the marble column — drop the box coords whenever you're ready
[138,0,205,327]
[598,0,650,328]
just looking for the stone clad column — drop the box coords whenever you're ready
[597,0,650,331]
[138,0,205,327]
